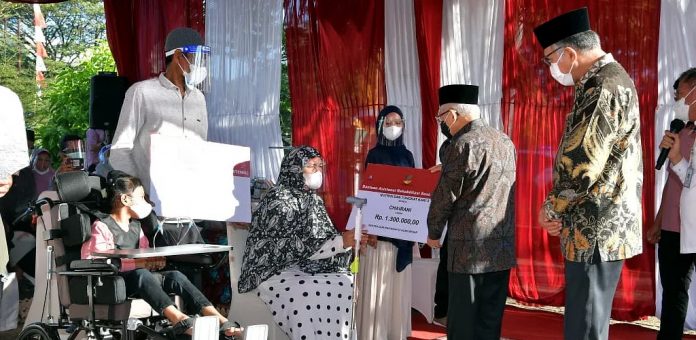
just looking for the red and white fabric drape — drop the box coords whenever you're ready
[284,0,386,228]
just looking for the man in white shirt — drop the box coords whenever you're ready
[661,70,696,244]
[651,67,696,340]
[109,27,210,191]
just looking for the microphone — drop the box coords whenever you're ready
[656,119,686,170]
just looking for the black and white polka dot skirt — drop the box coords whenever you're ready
[257,270,354,340]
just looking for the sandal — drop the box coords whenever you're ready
[169,316,197,336]
[220,320,243,339]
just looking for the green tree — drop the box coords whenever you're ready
[32,41,115,163]
[0,0,105,117]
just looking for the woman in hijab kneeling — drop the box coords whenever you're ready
[239,146,359,340]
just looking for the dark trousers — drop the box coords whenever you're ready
[564,248,624,340]
[658,230,696,340]
[121,269,212,314]
[447,269,510,340]
[434,233,448,319]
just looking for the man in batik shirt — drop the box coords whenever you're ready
[534,8,643,340]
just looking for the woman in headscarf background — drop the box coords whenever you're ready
[239,146,360,340]
[31,148,55,196]
[357,105,415,340]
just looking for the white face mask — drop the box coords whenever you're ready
[33,167,50,175]
[185,64,208,87]
[382,126,403,141]
[179,59,208,88]
[303,171,323,190]
[674,86,696,122]
[549,50,575,87]
[130,201,153,219]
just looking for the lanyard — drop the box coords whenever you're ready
[685,131,695,188]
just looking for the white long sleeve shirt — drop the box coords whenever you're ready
[0,85,27,276]
[109,74,207,190]
[672,141,696,253]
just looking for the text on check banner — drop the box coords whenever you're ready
[346,164,439,243]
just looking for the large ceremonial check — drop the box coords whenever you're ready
[348,164,439,243]
[149,135,252,222]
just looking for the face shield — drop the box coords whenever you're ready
[166,44,211,93]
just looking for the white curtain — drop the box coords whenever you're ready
[440,0,505,131]
[655,0,696,329]
[384,0,424,168]
[434,0,505,163]
[205,0,284,180]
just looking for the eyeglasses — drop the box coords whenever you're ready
[435,109,453,123]
[541,46,565,66]
[304,162,326,173]
[384,119,404,127]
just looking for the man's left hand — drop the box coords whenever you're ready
[426,238,441,249]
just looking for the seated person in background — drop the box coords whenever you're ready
[57,134,86,174]
[85,128,107,170]
[81,171,242,337]
[239,146,360,340]
[31,149,55,197]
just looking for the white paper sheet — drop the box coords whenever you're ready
[149,135,251,222]
[0,86,29,179]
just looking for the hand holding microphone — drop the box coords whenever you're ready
[656,119,686,170]
[659,131,682,166]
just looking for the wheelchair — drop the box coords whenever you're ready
[18,171,230,340]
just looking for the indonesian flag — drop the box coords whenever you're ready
[33,4,47,93]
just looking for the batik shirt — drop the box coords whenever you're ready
[427,119,517,274]
[543,53,643,263]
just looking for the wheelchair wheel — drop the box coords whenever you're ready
[17,323,60,340]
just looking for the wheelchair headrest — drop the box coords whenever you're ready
[54,171,105,202]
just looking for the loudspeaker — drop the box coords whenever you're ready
[89,72,128,130]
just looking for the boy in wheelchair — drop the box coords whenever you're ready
[79,171,242,338]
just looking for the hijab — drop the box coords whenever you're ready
[239,146,350,293]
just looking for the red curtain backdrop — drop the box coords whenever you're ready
[103,0,205,84]
[414,0,444,170]
[502,0,660,320]
[284,0,386,230]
